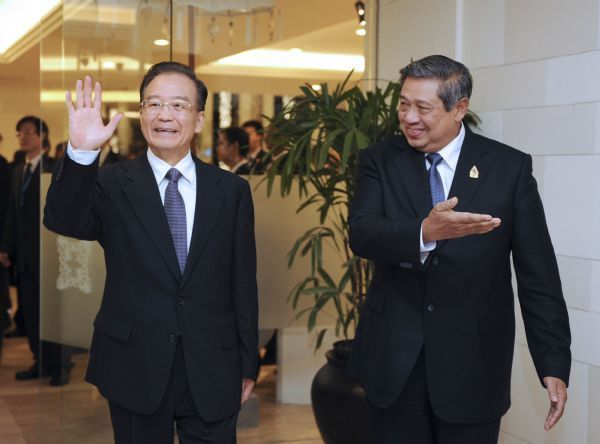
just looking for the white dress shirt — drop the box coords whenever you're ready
[66,144,197,252]
[25,152,42,171]
[419,123,465,263]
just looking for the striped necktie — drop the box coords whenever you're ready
[426,153,445,206]
[164,168,187,274]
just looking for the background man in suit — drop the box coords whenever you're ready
[44,62,258,443]
[0,116,71,385]
[217,127,251,175]
[241,120,268,174]
[347,55,571,444]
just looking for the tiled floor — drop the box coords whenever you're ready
[0,337,322,444]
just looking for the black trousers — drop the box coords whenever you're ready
[367,351,501,444]
[109,339,238,444]
[19,270,71,373]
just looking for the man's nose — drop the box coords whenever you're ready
[157,104,174,119]
[401,107,420,124]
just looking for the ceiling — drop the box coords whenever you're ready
[0,0,366,96]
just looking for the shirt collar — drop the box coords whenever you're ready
[146,148,196,187]
[425,123,465,172]
[26,152,42,170]
[231,158,248,173]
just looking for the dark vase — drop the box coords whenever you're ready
[311,339,368,444]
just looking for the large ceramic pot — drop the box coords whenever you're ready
[311,339,368,443]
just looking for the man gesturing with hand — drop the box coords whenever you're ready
[44,62,258,443]
[347,55,571,444]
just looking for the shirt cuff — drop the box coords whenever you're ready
[66,142,100,165]
[420,222,437,253]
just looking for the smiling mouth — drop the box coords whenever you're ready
[154,128,178,135]
[405,128,424,137]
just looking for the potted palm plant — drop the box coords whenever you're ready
[263,73,478,443]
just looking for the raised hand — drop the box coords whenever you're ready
[422,197,501,242]
[66,75,123,150]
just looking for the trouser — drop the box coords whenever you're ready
[19,270,71,373]
[108,339,238,444]
[367,350,501,444]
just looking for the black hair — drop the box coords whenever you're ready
[140,61,208,111]
[399,55,473,111]
[220,127,250,157]
[16,115,49,137]
[242,119,263,133]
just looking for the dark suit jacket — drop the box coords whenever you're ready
[347,128,571,423]
[44,153,258,421]
[1,160,41,277]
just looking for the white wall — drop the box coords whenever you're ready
[378,0,600,442]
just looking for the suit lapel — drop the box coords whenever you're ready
[180,158,224,288]
[433,129,490,255]
[393,137,432,220]
[122,155,181,281]
[446,130,490,213]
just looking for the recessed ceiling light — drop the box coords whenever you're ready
[311,84,322,91]
[153,39,170,47]
[355,28,366,36]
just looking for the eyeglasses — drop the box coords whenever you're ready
[140,99,196,115]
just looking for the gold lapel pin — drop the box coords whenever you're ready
[469,166,479,179]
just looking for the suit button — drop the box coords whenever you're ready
[432,257,439,266]
[168,334,176,343]
[177,297,184,305]
[427,304,435,312]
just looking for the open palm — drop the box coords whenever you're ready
[67,75,123,150]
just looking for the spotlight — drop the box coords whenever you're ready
[355,1,366,25]
[355,28,366,37]
[153,39,169,46]
[355,1,365,16]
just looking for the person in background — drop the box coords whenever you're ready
[99,136,125,166]
[0,115,73,385]
[41,137,57,173]
[0,134,9,355]
[217,126,251,175]
[242,120,268,173]
[54,141,68,160]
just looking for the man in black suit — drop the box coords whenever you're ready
[0,150,10,347]
[242,120,268,174]
[44,62,258,443]
[347,55,571,443]
[0,116,70,385]
[217,127,251,175]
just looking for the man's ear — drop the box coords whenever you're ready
[454,97,469,122]
[195,111,205,133]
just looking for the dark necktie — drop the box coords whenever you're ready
[164,168,187,274]
[426,153,445,206]
[19,163,33,207]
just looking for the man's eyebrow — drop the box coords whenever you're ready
[143,94,192,101]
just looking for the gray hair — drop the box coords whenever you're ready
[399,55,472,111]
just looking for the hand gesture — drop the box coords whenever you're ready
[543,376,567,431]
[422,197,501,242]
[241,378,255,404]
[66,76,123,150]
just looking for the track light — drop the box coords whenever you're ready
[355,1,366,26]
